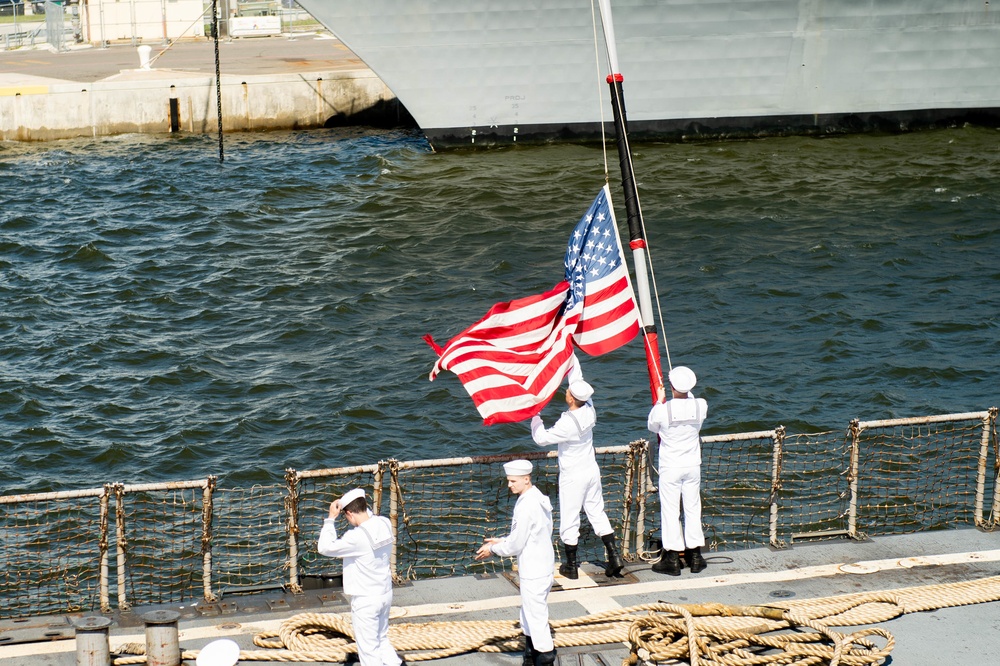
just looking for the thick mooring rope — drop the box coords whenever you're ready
[111,575,1000,665]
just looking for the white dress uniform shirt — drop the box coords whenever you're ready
[531,400,598,473]
[489,485,555,578]
[489,483,556,653]
[318,512,401,666]
[317,512,394,596]
[648,394,708,467]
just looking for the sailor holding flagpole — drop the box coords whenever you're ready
[647,366,709,576]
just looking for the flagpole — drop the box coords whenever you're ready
[596,0,664,402]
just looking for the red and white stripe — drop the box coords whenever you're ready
[426,187,641,425]
[573,267,640,355]
[427,283,578,425]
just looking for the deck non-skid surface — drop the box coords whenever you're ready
[2,529,998,665]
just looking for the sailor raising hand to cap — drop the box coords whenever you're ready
[530,354,624,580]
[318,488,401,666]
[648,366,709,576]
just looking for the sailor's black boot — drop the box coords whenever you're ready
[686,546,707,574]
[533,649,558,666]
[601,533,625,578]
[558,543,579,579]
[521,635,535,666]
[651,549,682,576]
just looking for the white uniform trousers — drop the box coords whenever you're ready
[518,575,554,652]
[350,591,402,666]
[558,468,613,545]
[658,464,705,552]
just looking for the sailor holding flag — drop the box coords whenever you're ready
[648,366,709,576]
[424,186,640,426]
[427,185,638,590]
[531,354,624,580]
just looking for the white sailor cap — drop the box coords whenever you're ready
[569,380,594,402]
[339,487,366,507]
[503,459,533,476]
[668,366,697,393]
[196,639,240,666]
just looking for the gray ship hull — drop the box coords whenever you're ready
[294,0,1000,148]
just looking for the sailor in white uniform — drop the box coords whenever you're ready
[475,459,557,666]
[318,488,402,666]
[647,365,709,576]
[531,354,624,579]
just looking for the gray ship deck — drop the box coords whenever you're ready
[3,528,997,665]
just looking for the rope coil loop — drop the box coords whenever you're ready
[110,575,1000,665]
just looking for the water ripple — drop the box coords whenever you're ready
[1,127,999,493]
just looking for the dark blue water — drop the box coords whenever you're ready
[2,127,998,494]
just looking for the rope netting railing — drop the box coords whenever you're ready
[385,455,554,580]
[698,430,780,552]
[0,408,996,620]
[385,449,634,579]
[778,430,853,545]
[0,487,109,618]
[211,483,289,596]
[112,480,215,610]
[850,410,999,536]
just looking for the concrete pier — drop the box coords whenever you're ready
[0,35,407,141]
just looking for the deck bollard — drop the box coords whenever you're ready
[141,610,182,666]
[71,615,114,666]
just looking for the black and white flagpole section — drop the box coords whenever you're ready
[212,0,224,163]
[596,0,664,401]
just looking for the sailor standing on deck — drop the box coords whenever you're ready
[647,366,709,576]
[318,488,402,666]
[530,354,624,580]
[475,460,557,666]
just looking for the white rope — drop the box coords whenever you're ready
[640,200,671,373]
[644,227,671,373]
[590,0,610,182]
[590,1,672,377]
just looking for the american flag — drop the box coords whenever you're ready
[426,186,640,425]
[565,185,641,354]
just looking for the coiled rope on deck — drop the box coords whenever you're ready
[111,575,1000,665]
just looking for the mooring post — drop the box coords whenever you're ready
[141,610,181,666]
[71,615,113,666]
[169,85,180,133]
